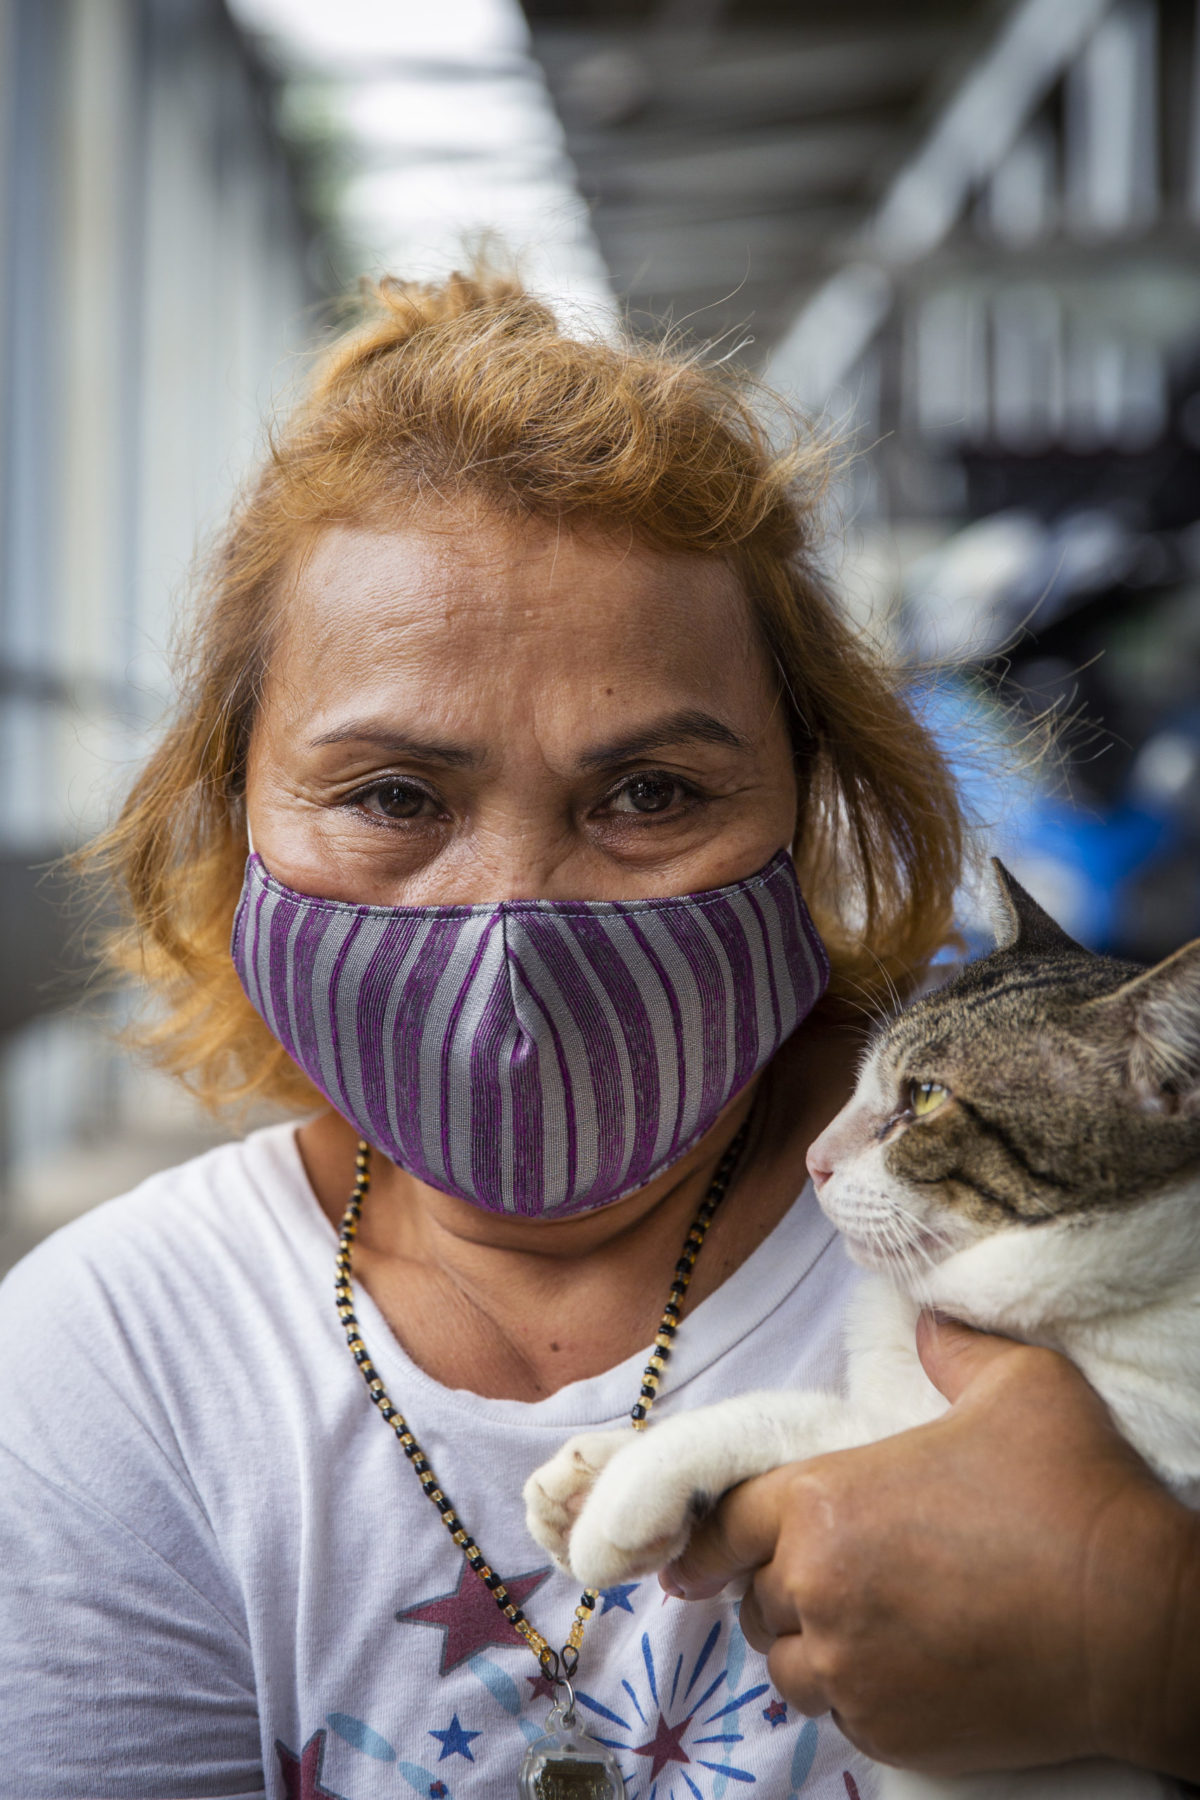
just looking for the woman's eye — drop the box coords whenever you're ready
[607,774,692,816]
[356,781,436,822]
[908,1079,950,1119]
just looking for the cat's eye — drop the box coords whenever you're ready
[909,1080,949,1118]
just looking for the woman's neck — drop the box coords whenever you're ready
[297,1016,861,1401]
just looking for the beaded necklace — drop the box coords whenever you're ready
[334,1121,750,1799]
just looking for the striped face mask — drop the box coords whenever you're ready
[231,850,829,1218]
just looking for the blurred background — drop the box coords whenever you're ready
[2,0,1198,1263]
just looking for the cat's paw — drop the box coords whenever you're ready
[564,1436,702,1589]
[524,1430,630,1569]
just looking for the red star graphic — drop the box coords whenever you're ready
[396,1561,553,1675]
[632,1712,691,1781]
[274,1730,350,1800]
[526,1671,559,1703]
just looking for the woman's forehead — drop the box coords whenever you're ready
[269,515,769,715]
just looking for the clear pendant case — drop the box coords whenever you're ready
[519,1699,626,1799]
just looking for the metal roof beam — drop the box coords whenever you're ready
[771,0,1114,405]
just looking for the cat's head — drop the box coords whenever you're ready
[808,863,1200,1308]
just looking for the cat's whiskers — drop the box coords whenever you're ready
[880,1220,935,1301]
[886,1193,954,1255]
[850,1192,952,1300]
[853,947,905,1022]
[830,978,895,1034]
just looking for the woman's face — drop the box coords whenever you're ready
[246,506,798,905]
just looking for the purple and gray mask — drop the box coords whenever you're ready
[231,850,829,1218]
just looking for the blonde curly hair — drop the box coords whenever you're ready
[86,266,964,1113]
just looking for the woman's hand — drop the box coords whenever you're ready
[661,1318,1200,1781]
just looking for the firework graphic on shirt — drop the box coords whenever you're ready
[313,1592,857,1799]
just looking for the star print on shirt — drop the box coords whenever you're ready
[763,1697,788,1726]
[632,1710,692,1780]
[396,1561,553,1675]
[597,1582,639,1614]
[429,1713,481,1763]
[275,1729,350,1800]
[526,1670,559,1703]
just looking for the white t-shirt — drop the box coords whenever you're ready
[0,1123,876,1800]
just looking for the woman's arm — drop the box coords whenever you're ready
[661,1318,1200,1782]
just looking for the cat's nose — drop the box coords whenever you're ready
[805,1141,833,1192]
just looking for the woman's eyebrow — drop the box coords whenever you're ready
[577,709,749,771]
[307,725,481,768]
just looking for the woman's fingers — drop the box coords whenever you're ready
[660,1463,794,1600]
[733,1581,772,1655]
[764,1633,832,1722]
[915,1308,1023,1401]
[662,1465,839,1709]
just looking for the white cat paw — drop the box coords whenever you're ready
[564,1440,700,1589]
[523,1430,630,1569]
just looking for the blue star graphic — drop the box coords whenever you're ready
[598,1582,639,1614]
[429,1713,481,1763]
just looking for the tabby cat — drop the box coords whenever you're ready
[525,863,1200,1800]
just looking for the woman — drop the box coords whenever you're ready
[0,270,1195,1800]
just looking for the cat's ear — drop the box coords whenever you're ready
[1093,938,1200,1108]
[988,859,1083,956]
